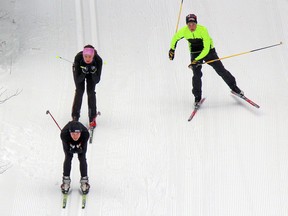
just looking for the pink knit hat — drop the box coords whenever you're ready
[83,47,95,57]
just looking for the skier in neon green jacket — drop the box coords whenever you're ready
[169,14,243,107]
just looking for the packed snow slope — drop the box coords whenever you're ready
[1,0,288,215]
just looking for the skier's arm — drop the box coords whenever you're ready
[170,28,185,50]
[73,53,85,84]
[94,54,103,84]
[80,131,89,153]
[62,141,71,153]
[60,130,72,153]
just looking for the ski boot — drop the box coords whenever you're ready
[80,176,90,194]
[194,96,202,109]
[231,85,244,96]
[61,176,71,194]
[89,113,98,128]
[89,118,96,128]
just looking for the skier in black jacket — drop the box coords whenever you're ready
[60,121,90,194]
[72,44,103,128]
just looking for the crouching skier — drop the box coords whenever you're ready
[60,121,90,194]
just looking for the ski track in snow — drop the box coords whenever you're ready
[62,0,101,215]
[1,0,288,215]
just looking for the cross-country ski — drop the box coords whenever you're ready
[188,98,206,121]
[89,111,101,143]
[231,91,260,108]
[62,193,68,209]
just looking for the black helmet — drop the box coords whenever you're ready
[186,14,197,24]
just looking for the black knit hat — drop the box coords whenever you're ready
[186,14,197,24]
[69,121,82,133]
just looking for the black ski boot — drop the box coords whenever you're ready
[231,85,244,96]
[194,96,202,109]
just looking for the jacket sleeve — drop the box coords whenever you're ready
[73,52,86,84]
[170,28,185,50]
[93,54,103,84]
[194,27,212,61]
[60,123,71,153]
[79,126,89,153]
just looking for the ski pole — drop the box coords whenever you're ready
[56,55,73,64]
[189,41,283,68]
[46,110,62,131]
[56,55,107,65]
[175,0,184,33]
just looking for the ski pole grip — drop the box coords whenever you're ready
[46,110,62,131]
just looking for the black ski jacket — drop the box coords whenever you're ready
[60,121,89,154]
[73,50,103,84]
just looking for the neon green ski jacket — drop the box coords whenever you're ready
[170,25,214,61]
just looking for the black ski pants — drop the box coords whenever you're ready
[62,143,88,177]
[72,74,97,121]
[191,48,237,100]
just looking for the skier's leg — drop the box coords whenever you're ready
[206,49,242,93]
[63,152,73,177]
[86,76,97,123]
[78,152,90,194]
[72,81,85,121]
[191,65,203,103]
[78,153,88,177]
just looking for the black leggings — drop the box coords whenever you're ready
[72,74,97,121]
[191,48,237,99]
[62,141,88,177]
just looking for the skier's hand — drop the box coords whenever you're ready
[69,146,83,154]
[81,66,89,74]
[75,144,83,153]
[189,60,201,68]
[169,49,175,60]
[75,147,83,154]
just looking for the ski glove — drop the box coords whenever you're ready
[69,144,83,154]
[81,66,89,74]
[81,65,98,74]
[169,49,175,60]
[189,60,202,68]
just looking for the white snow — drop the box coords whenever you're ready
[1,0,288,215]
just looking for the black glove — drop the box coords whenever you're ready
[189,60,202,68]
[90,65,97,74]
[81,66,89,74]
[169,49,175,60]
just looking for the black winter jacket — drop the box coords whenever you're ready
[73,50,103,84]
[60,121,89,154]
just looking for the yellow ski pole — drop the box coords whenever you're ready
[175,0,184,33]
[189,42,283,68]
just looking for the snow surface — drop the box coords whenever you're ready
[1,0,288,215]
